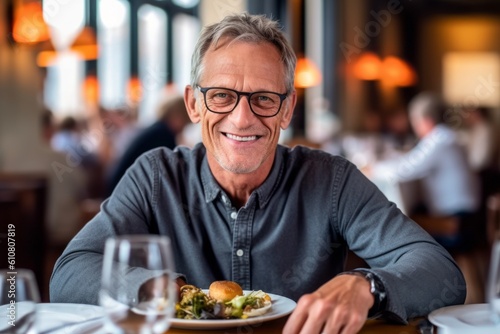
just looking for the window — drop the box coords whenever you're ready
[42,0,202,124]
[172,14,200,90]
[138,4,168,124]
[98,0,130,109]
[42,0,86,117]
[136,3,200,125]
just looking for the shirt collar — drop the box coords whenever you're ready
[200,148,220,203]
[254,145,285,208]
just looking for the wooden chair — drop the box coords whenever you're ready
[0,173,48,300]
[411,213,487,304]
[410,215,460,237]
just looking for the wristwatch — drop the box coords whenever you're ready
[338,270,387,318]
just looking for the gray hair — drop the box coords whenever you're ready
[190,13,296,93]
[409,92,446,124]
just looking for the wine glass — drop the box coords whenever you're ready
[0,269,40,334]
[99,235,177,334]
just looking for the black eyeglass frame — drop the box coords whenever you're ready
[197,85,288,118]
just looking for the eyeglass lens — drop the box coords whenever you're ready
[204,88,282,117]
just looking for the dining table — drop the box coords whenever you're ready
[165,316,425,334]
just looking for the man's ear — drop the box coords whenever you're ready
[184,85,201,123]
[280,89,297,130]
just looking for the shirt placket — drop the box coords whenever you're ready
[227,200,254,290]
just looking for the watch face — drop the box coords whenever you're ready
[368,273,386,298]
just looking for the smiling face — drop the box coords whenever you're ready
[185,40,296,180]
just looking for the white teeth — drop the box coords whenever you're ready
[226,133,257,141]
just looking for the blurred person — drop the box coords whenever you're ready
[97,106,141,183]
[39,109,88,247]
[361,109,383,134]
[372,92,480,252]
[51,115,102,196]
[51,14,465,334]
[41,109,56,142]
[51,116,87,159]
[106,95,191,195]
[383,108,416,153]
[460,106,500,224]
[460,107,496,173]
[339,109,385,169]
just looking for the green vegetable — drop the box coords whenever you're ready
[175,288,270,320]
[225,290,268,317]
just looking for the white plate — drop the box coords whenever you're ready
[36,303,105,334]
[428,303,500,334]
[171,291,296,330]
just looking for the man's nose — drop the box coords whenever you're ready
[228,96,256,125]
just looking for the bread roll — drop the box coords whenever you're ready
[209,281,243,302]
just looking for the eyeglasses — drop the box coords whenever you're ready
[197,86,288,118]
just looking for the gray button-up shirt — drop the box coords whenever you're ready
[50,144,465,322]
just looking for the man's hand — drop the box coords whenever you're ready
[283,274,374,334]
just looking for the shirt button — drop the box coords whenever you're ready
[230,211,237,219]
[236,249,244,257]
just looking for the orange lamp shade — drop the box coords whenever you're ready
[35,36,63,67]
[295,57,322,88]
[83,76,100,105]
[128,77,143,104]
[353,52,382,81]
[36,39,57,67]
[12,1,50,44]
[381,56,417,87]
[72,26,99,61]
[36,26,98,67]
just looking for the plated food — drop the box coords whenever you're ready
[175,281,272,320]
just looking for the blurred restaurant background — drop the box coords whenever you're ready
[1,0,500,303]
